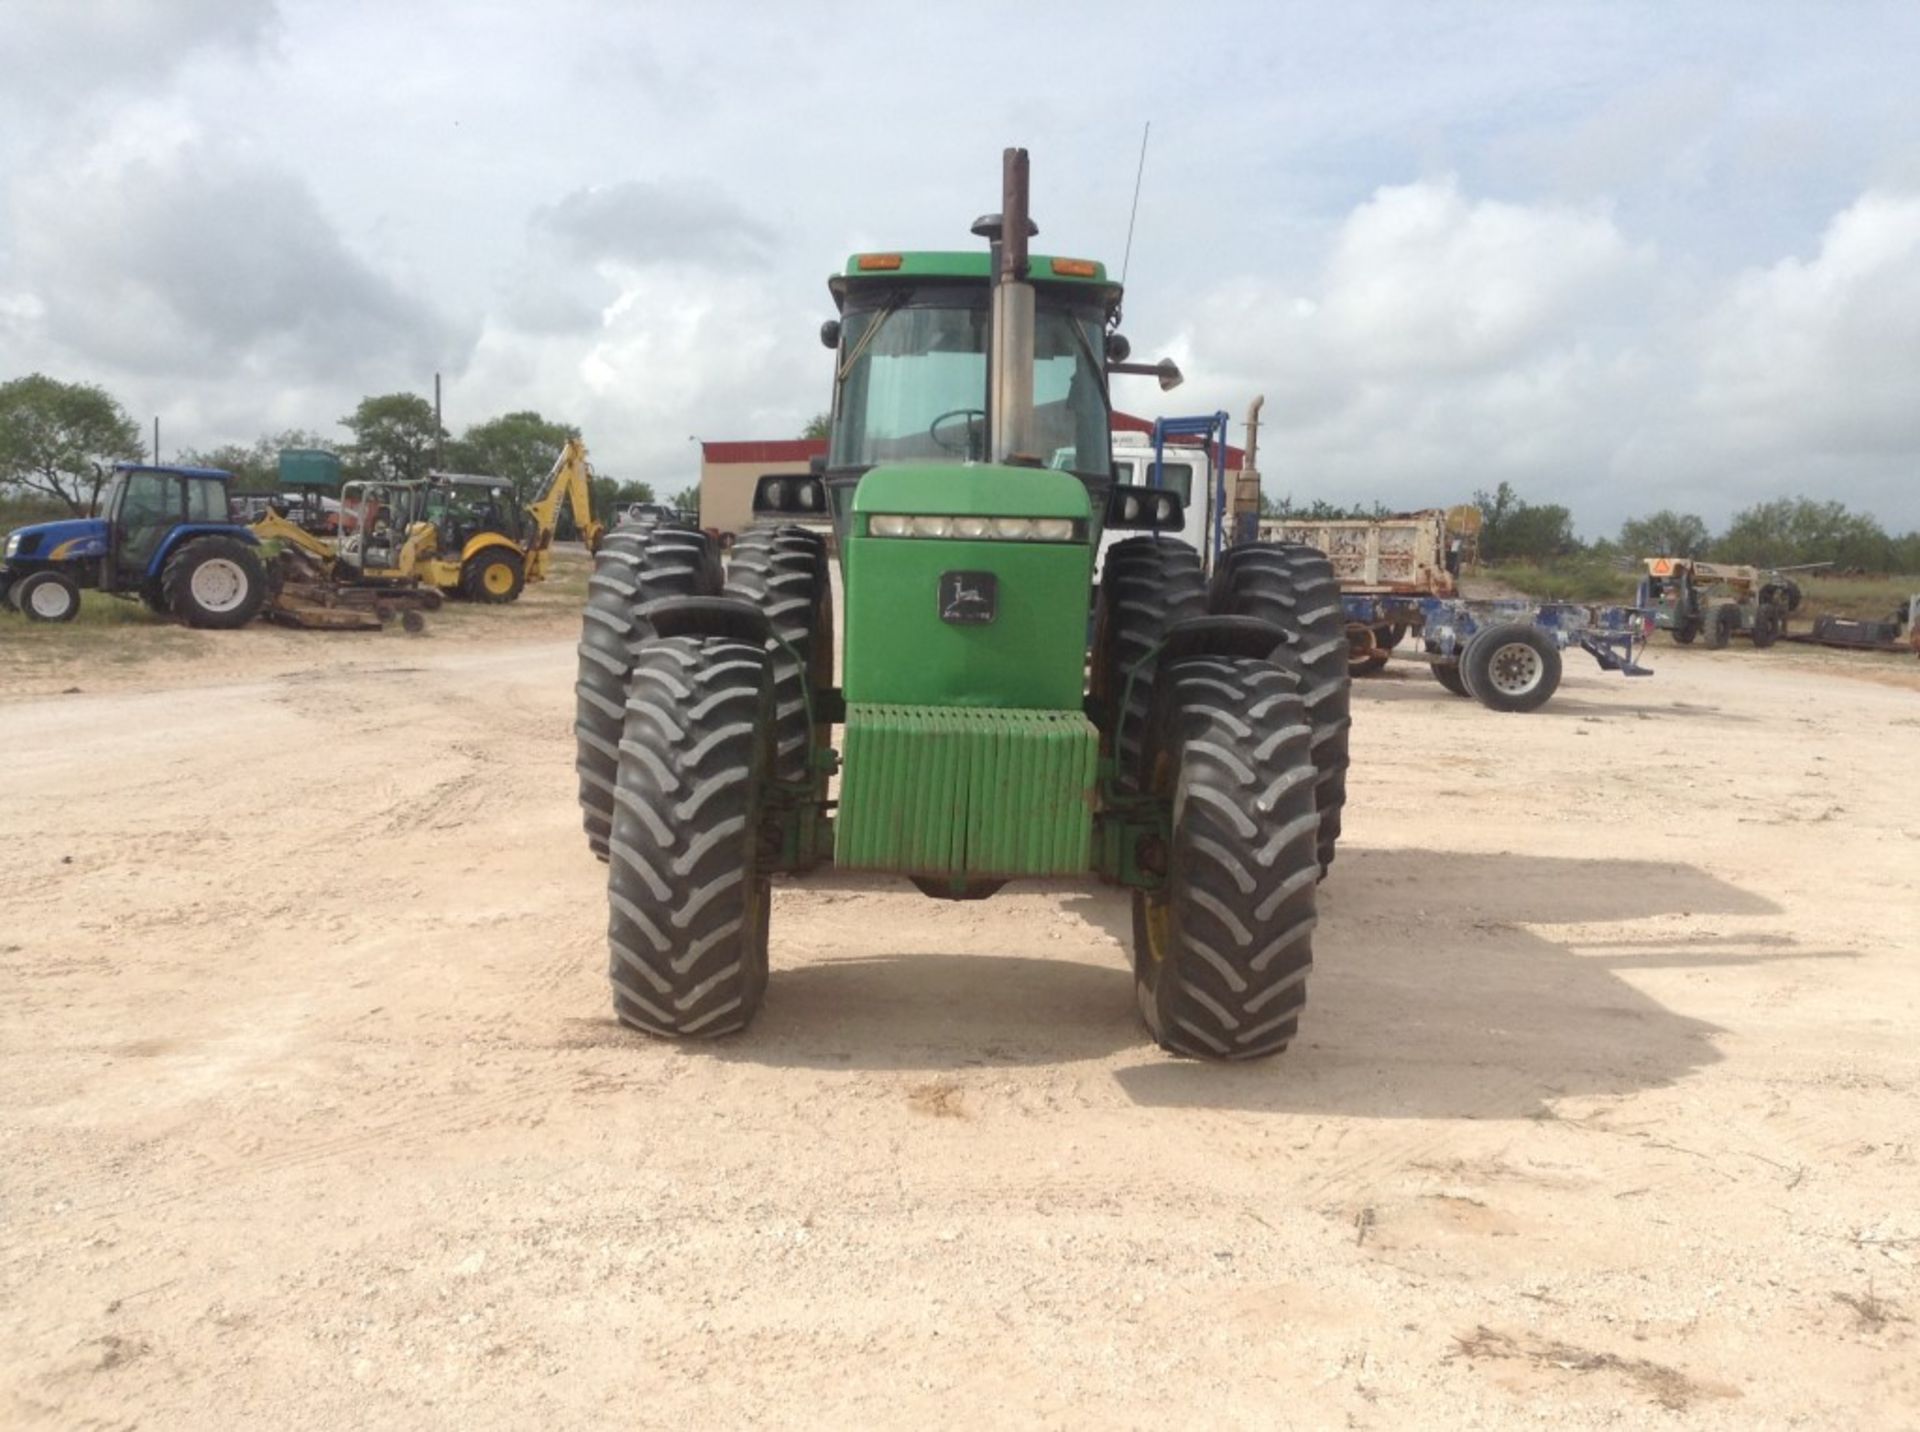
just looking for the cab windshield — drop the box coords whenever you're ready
[829,287,1111,479]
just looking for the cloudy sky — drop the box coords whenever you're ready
[2,1,1917,535]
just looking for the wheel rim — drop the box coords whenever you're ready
[28,582,72,619]
[190,558,248,613]
[1486,641,1545,696]
[482,562,514,595]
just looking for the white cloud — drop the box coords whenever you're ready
[7,129,467,385]
[1698,191,1920,455]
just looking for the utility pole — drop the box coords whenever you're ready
[152,417,160,465]
[433,373,444,470]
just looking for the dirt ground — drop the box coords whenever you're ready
[4,564,1919,1429]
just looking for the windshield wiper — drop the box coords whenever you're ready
[836,294,907,385]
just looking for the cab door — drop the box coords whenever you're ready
[109,470,183,589]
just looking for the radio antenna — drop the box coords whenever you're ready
[1119,121,1151,289]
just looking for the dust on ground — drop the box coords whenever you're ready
[3,586,1918,1429]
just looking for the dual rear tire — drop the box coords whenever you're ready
[585,523,829,1037]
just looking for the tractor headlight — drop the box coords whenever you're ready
[3,532,19,557]
[866,514,1085,542]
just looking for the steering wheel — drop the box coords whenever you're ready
[929,408,987,456]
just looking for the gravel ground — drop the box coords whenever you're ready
[2,603,1917,1429]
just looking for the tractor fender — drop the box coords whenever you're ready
[639,595,773,645]
[458,531,525,567]
[148,524,260,578]
[1156,614,1293,667]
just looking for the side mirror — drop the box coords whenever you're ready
[819,319,841,349]
[1108,356,1184,391]
[1105,486,1185,532]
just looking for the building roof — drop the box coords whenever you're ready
[701,439,827,465]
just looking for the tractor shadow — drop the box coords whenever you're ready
[726,947,1138,1071]
[708,850,1847,1115]
[1109,847,1853,1118]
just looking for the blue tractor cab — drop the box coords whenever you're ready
[2,464,269,627]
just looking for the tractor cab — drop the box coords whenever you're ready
[97,465,236,591]
[424,474,523,552]
[335,479,427,578]
[818,250,1122,547]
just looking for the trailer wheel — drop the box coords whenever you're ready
[1704,603,1738,649]
[723,525,832,789]
[1431,659,1471,697]
[1212,543,1352,876]
[575,528,719,859]
[607,636,774,1038]
[1672,617,1700,645]
[1462,623,1562,713]
[1132,656,1319,1059]
[162,537,267,629]
[1751,605,1783,649]
[14,569,82,623]
[1092,537,1209,787]
[1347,624,1390,677]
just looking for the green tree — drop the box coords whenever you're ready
[1715,497,1893,570]
[178,429,334,492]
[801,412,831,440]
[0,374,144,514]
[668,485,700,515]
[1473,482,1576,562]
[340,393,443,485]
[1618,509,1710,559]
[443,410,580,503]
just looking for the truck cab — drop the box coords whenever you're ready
[3,464,267,626]
[1093,429,1212,581]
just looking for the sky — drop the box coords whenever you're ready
[2,0,1918,536]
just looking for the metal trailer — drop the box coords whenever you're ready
[1340,592,1654,712]
[1782,595,1920,658]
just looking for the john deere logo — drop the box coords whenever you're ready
[939,570,997,625]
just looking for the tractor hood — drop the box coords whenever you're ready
[840,463,1094,710]
[3,516,109,564]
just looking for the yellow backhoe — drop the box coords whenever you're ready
[250,438,606,621]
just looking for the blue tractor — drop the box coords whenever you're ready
[2,464,269,628]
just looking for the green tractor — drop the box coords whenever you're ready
[574,149,1349,1059]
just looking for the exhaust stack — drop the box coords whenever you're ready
[985,147,1036,463]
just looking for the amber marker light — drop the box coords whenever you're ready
[857,253,903,270]
[1051,258,1098,277]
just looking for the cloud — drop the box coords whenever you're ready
[0,0,277,104]
[459,264,822,489]
[7,135,467,386]
[1697,191,1920,455]
[1158,179,1659,522]
[533,180,775,269]
[498,178,778,335]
